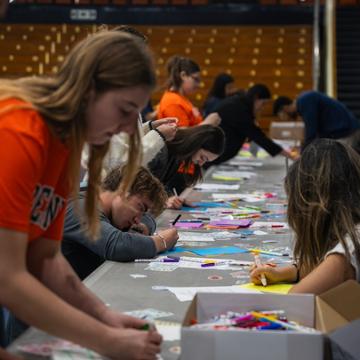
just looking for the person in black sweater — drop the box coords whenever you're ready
[202,73,237,117]
[208,84,295,166]
[148,125,225,209]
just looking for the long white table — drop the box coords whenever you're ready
[9,156,292,359]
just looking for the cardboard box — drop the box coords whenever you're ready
[181,281,360,360]
[269,121,304,142]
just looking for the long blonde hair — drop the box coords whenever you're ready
[0,30,156,237]
[285,139,360,275]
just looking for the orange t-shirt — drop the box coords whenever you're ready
[157,90,203,127]
[0,99,70,242]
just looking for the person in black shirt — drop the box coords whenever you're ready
[148,125,225,208]
[208,84,296,165]
[202,73,237,117]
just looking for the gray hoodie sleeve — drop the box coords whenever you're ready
[63,196,158,262]
[89,218,157,261]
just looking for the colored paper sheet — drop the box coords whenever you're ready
[161,247,193,255]
[180,206,208,213]
[206,225,241,230]
[212,170,257,180]
[251,221,289,229]
[175,222,203,229]
[178,232,216,242]
[192,201,231,208]
[189,246,249,257]
[194,183,240,191]
[240,283,293,294]
[211,193,264,202]
[227,159,263,167]
[124,308,173,320]
[212,193,244,200]
[209,219,252,227]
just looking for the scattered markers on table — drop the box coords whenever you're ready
[190,309,314,333]
[137,256,252,271]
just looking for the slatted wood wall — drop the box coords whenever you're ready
[0,24,313,130]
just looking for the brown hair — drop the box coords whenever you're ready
[285,138,360,276]
[167,125,225,186]
[165,55,200,91]
[102,166,168,217]
[0,30,156,237]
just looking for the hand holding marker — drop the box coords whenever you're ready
[254,254,267,287]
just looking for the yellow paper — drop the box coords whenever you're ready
[239,283,293,294]
[212,175,242,181]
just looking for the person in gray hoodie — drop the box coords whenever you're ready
[62,166,178,280]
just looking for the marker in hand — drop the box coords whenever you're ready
[172,214,182,226]
[254,254,267,287]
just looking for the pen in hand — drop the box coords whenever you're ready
[172,214,182,226]
[254,254,267,287]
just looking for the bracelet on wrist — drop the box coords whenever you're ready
[149,120,154,131]
[153,128,166,142]
[155,232,167,250]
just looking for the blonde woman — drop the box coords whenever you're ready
[0,31,162,359]
[251,139,360,294]
[81,25,178,180]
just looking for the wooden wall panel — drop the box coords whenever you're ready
[0,24,312,130]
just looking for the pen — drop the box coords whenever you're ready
[174,220,203,223]
[201,262,215,267]
[173,187,179,197]
[135,256,179,263]
[251,249,290,257]
[254,254,267,287]
[172,214,182,226]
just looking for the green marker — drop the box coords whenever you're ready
[140,323,150,331]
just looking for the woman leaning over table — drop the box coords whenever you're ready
[0,30,162,360]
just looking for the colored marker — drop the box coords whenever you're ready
[251,249,289,257]
[254,254,267,287]
[251,312,314,333]
[175,220,203,223]
[172,214,182,226]
[163,257,180,263]
[139,322,156,331]
[201,262,215,267]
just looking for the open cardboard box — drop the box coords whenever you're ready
[181,280,360,360]
[269,121,304,144]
